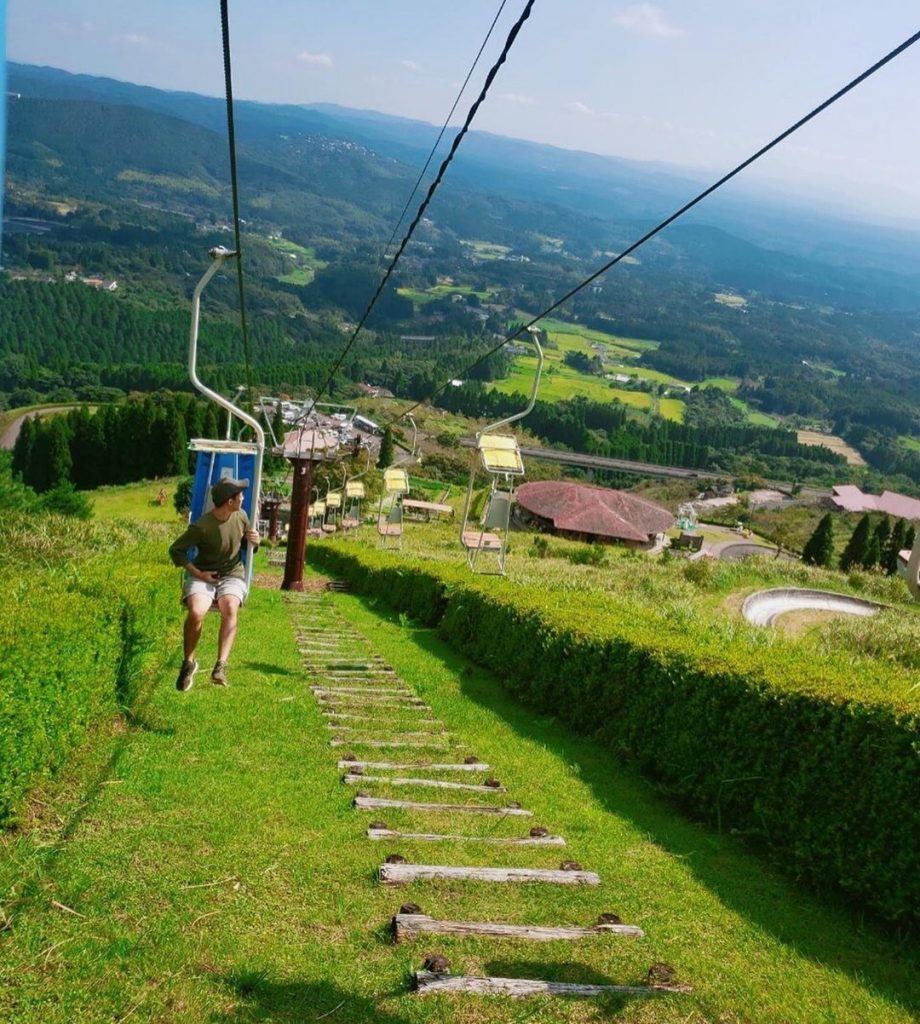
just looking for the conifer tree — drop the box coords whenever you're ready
[164,414,189,476]
[862,533,881,570]
[802,513,834,567]
[905,524,916,552]
[873,516,891,556]
[377,426,394,469]
[46,417,73,492]
[839,514,871,572]
[882,519,907,576]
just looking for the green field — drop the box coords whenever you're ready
[899,434,920,453]
[728,395,780,428]
[90,476,185,525]
[492,356,654,409]
[459,239,511,260]
[699,377,740,393]
[265,234,325,286]
[657,396,686,423]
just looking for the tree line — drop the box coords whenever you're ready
[11,393,223,493]
[803,512,915,575]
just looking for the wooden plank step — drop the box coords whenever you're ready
[334,731,448,741]
[380,864,599,886]
[339,760,488,772]
[311,686,409,696]
[344,774,504,793]
[355,796,531,816]
[323,712,440,724]
[369,828,564,846]
[394,913,643,941]
[317,693,427,705]
[413,971,691,997]
[332,738,451,749]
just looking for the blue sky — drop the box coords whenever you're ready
[6,1,920,222]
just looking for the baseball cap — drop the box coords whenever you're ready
[211,478,249,506]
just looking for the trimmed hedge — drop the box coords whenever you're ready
[309,542,920,925]
[0,545,176,825]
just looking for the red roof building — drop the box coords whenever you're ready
[515,481,674,547]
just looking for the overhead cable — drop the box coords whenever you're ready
[379,0,510,266]
[219,0,255,405]
[393,26,920,423]
[301,0,537,422]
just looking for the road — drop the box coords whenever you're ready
[460,437,723,480]
[0,405,76,450]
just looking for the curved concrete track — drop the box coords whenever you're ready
[742,587,883,627]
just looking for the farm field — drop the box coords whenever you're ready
[899,434,920,453]
[797,430,866,466]
[492,319,690,419]
[265,234,325,286]
[727,395,780,428]
[459,239,511,260]
[492,356,654,411]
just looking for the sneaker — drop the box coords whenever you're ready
[211,660,229,687]
[176,658,198,692]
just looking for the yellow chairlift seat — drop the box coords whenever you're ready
[326,491,342,509]
[345,480,365,498]
[383,467,410,494]
[478,433,524,475]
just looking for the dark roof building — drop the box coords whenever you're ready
[515,481,673,547]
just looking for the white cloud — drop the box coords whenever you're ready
[297,52,333,67]
[401,59,421,72]
[113,33,152,48]
[568,100,595,115]
[502,93,536,106]
[613,4,684,38]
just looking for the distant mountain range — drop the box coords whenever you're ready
[6,61,920,316]
[10,61,920,286]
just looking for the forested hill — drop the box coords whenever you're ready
[3,63,920,489]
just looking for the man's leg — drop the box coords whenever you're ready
[212,595,241,685]
[177,593,212,691]
[183,594,212,659]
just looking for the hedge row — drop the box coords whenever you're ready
[309,542,920,925]
[0,545,176,825]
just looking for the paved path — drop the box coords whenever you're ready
[0,406,75,450]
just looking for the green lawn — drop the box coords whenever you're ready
[899,434,920,453]
[90,476,186,525]
[0,570,915,1022]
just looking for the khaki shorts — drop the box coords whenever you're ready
[183,574,248,606]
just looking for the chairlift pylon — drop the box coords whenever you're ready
[459,326,544,575]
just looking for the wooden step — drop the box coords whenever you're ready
[332,738,451,749]
[369,828,564,846]
[339,760,488,772]
[344,774,503,793]
[355,796,531,816]
[380,863,600,886]
[311,686,409,696]
[394,913,643,941]
[413,971,691,997]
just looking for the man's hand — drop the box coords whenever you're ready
[247,529,260,546]
[198,570,220,583]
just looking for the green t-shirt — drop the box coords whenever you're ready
[169,509,250,579]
